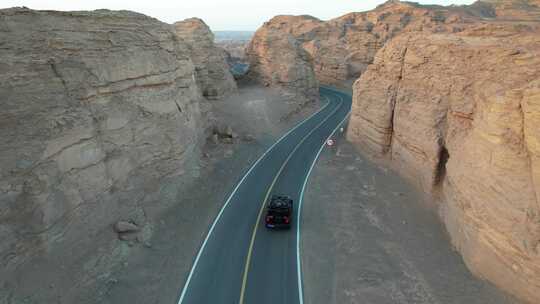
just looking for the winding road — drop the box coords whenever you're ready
[176,87,352,304]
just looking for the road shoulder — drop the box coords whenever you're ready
[301,140,519,304]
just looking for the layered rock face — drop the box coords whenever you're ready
[174,18,237,100]
[347,23,540,303]
[474,0,540,20]
[0,8,206,301]
[245,16,319,105]
[249,1,479,87]
[310,1,478,85]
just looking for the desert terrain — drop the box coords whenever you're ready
[1,1,539,303]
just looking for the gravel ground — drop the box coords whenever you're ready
[301,134,521,304]
[74,84,321,304]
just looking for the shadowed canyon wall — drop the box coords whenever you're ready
[0,8,234,302]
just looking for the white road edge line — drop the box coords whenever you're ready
[177,96,331,304]
[296,89,351,304]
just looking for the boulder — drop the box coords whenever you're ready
[211,133,220,144]
[118,232,139,242]
[212,123,235,138]
[114,221,140,233]
[471,0,540,20]
[242,134,256,142]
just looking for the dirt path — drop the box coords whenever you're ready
[301,137,520,304]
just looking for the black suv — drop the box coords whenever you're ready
[265,195,293,229]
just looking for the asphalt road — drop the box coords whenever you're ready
[177,87,352,304]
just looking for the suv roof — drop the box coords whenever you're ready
[268,195,292,209]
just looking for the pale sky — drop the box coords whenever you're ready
[1,0,476,31]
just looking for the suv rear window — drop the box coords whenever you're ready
[267,209,289,216]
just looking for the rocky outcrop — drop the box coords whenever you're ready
[313,1,479,85]
[217,41,250,78]
[245,15,319,105]
[174,18,237,100]
[246,0,540,91]
[0,8,206,302]
[214,31,253,76]
[471,0,540,20]
[248,1,480,87]
[347,22,540,303]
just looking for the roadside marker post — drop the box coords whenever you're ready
[326,139,334,146]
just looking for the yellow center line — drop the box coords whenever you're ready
[238,97,343,304]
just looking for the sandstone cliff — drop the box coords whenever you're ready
[174,18,237,100]
[248,1,480,88]
[0,8,207,302]
[347,22,540,303]
[473,0,540,20]
[245,15,319,105]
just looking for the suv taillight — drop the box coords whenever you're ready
[283,216,289,224]
[266,216,273,223]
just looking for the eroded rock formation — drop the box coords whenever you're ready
[347,22,540,303]
[472,0,540,20]
[174,18,237,99]
[0,8,209,302]
[248,1,481,88]
[245,15,319,105]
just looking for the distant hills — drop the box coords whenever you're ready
[214,31,254,42]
